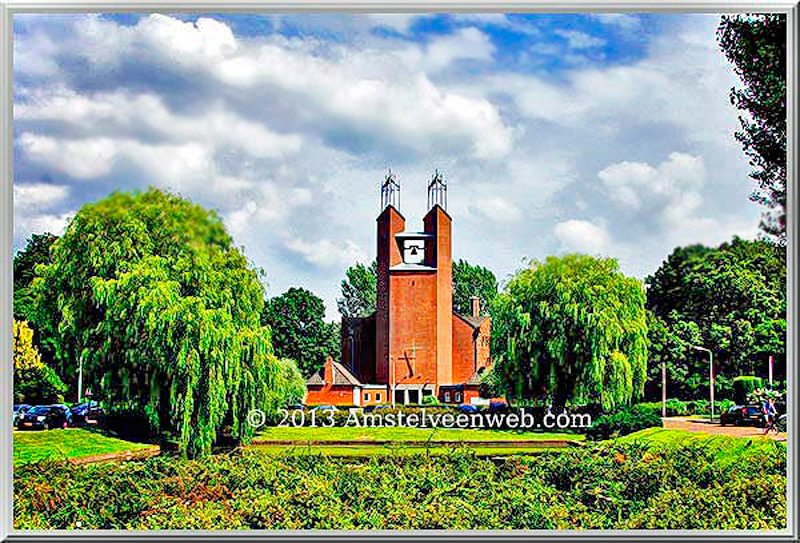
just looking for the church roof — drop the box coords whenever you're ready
[454,312,488,329]
[306,360,363,387]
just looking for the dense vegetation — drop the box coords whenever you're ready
[261,287,340,377]
[491,255,648,410]
[28,189,303,457]
[13,232,57,323]
[13,320,66,405]
[645,237,786,401]
[718,14,787,241]
[14,434,785,530]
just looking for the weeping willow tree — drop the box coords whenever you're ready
[491,254,648,411]
[31,188,303,457]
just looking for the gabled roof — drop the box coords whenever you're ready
[454,312,488,329]
[331,361,361,386]
[306,360,363,387]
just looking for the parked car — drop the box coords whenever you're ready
[70,401,102,425]
[487,398,510,412]
[720,405,763,426]
[16,405,71,430]
[12,404,32,426]
[458,404,480,413]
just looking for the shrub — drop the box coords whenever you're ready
[634,399,735,418]
[585,406,662,441]
[733,376,764,405]
[13,320,66,405]
[13,434,786,530]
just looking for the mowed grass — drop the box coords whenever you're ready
[255,425,582,443]
[13,429,154,467]
[617,428,785,467]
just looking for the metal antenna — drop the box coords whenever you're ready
[427,170,447,211]
[381,170,400,211]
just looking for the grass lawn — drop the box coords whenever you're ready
[252,425,581,457]
[617,428,785,466]
[255,425,581,443]
[13,429,155,467]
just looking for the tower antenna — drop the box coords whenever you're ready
[427,170,447,211]
[381,169,401,211]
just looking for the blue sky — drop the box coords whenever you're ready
[12,13,760,319]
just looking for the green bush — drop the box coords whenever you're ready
[586,406,662,441]
[733,376,764,405]
[13,434,786,530]
[634,399,735,418]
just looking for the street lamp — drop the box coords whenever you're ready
[693,345,715,422]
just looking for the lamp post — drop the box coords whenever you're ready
[693,345,715,422]
[77,354,83,404]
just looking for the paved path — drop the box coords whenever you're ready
[662,417,786,441]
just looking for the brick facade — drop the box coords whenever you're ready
[306,177,492,406]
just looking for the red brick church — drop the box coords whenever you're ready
[306,172,491,406]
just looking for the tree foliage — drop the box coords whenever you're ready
[645,237,786,400]
[452,259,497,316]
[337,261,377,318]
[262,287,340,377]
[13,320,66,405]
[718,14,787,241]
[13,233,57,323]
[31,188,300,457]
[491,254,648,410]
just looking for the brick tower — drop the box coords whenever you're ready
[375,172,453,404]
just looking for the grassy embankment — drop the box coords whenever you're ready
[13,429,155,467]
[14,428,786,530]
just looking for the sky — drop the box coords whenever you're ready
[12,12,762,320]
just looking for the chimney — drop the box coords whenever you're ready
[471,296,480,318]
[324,356,335,384]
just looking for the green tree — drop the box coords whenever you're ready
[13,233,58,322]
[31,188,298,457]
[491,254,648,410]
[452,259,497,316]
[13,320,66,405]
[646,237,786,400]
[262,287,339,377]
[337,261,377,318]
[718,14,787,241]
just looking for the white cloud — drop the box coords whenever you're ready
[18,133,117,178]
[554,219,611,254]
[285,237,366,268]
[555,29,606,49]
[13,182,69,213]
[16,211,73,237]
[15,88,303,159]
[467,195,524,223]
[598,152,706,217]
[399,27,495,73]
[590,14,642,31]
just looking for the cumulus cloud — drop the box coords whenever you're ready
[554,219,611,254]
[12,13,761,314]
[598,152,706,213]
[555,29,606,49]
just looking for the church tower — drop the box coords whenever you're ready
[375,171,453,404]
